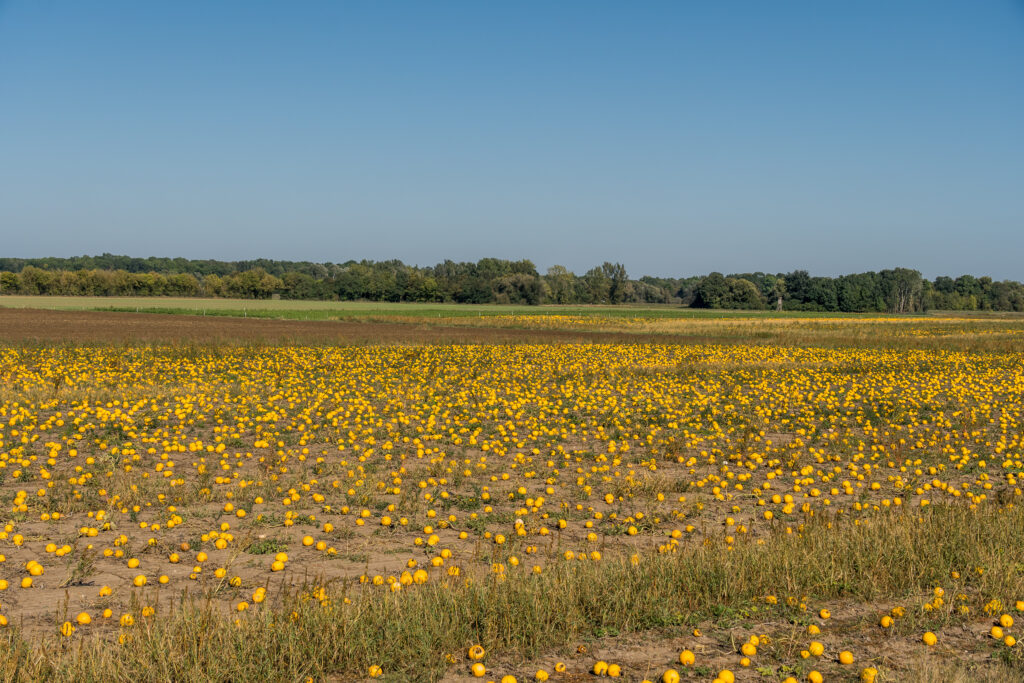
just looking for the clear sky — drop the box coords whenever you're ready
[1,1,1022,279]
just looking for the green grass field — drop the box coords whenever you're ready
[0,294,910,321]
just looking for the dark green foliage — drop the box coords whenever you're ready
[686,268,1024,313]
[1,254,1022,311]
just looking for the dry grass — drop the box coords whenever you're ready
[0,504,1020,681]
[901,655,1024,683]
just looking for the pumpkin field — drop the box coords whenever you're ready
[0,306,1022,682]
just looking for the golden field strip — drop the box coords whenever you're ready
[0,311,1022,682]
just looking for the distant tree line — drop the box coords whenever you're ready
[0,255,660,305]
[0,254,1022,312]
[679,269,1024,312]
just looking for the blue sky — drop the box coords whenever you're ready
[1,1,1021,279]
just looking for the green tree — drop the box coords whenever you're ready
[544,266,575,304]
[692,273,728,308]
[581,267,611,303]
[0,271,18,294]
[600,262,629,304]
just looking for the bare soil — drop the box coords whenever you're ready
[0,307,724,346]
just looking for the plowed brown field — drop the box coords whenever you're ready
[0,307,719,346]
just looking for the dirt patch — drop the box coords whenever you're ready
[0,307,721,346]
